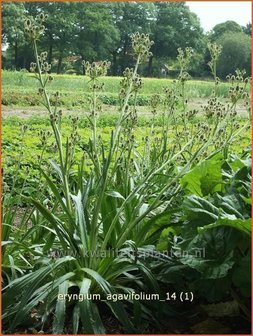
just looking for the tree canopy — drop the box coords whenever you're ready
[217,32,251,78]
[2,2,251,78]
[210,20,243,41]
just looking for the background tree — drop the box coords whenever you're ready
[110,2,157,75]
[150,2,205,76]
[24,2,78,73]
[242,22,252,36]
[74,3,120,75]
[210,20,243,41]
[2,3,28,69]
[2,2,250,78]
[216,32,251,78]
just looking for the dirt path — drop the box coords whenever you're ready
[1,99,248,119]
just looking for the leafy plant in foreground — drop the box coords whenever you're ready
[155,152,251,319]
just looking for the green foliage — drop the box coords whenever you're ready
[158,153,251,304]
[181,153,223,196]
[217,32,251,78]
[2,14,251,334]
[153,2,204,59]
[2,70,235,108]
[242,22,251,36]
[2,2,207,76]
[3,3,250,78]
[210,20,243,41]
[2,3,34,70]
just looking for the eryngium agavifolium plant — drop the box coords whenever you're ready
[2,14,251,334]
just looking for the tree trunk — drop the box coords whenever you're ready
[81,54,85,75]
[120,38,128,73]
[147,55,153,77]
[14,41,18,69]
[23,56,26,69]
[57,54,63,74]
[48,43,53,66]
[112,51,117,76]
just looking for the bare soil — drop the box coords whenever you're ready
[1,99,248,119]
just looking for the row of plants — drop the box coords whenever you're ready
[2,14,251,334]
[2,89,155,107]
[3,68,232,94]
[2,69,238,108]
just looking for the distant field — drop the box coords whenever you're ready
[2,70,233,108]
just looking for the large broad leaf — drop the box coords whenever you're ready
[181,250,234,279]
[192,277,231,303]
[213,193,245,219]
[229,156,251,171]
[182,194,219,224]
[232,254,251,297]
[179,227,240,279]
[198,216,251,236]
[181,153,224,196]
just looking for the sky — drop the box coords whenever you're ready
[187,1,252,32]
